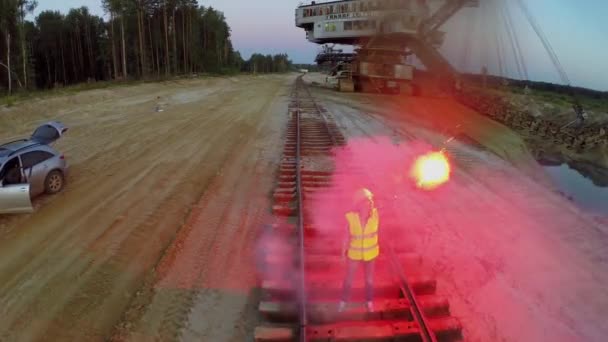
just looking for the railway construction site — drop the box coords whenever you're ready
[0,0,607,341]
[0,72,607,341]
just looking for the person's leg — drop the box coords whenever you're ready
[365,260,375,311]
[339,259,357,311]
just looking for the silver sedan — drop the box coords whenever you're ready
[0,121,69,214]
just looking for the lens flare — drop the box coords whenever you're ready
[411,151,451,190]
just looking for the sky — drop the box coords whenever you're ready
[32,0,608,91]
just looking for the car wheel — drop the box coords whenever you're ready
[45,170,64,195]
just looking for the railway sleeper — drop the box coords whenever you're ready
[292,143,334,148]
[262,254,422,275]
[299,119,326,123]
[262,252,422,273]
[280,160,297,167]
[277,181,296,189]
[273,204,295,217]
[266,223,321,236]
[291,104,317,108]
[300,123,328,128]
[301,151,333,157]
[304,254,422,273]
[301,181,333,188]
[297,130,332,135]
[300,143,333,147]
[304,242,414,258]
[278,165,297,177]
[274,192,295,203]
[299,139,334,145]
[301,170,333,177]
[279,174,296,182]
[299,130,332,135]
[301,149,333,155]
[301,175,333,182]
[302,241,411,256]
[300,150,334,155]
[254,317,461,342]
[262,277,436,301]
[297,134,334,139]
[274,187,295,195]
[306,317,462,342]
[279,168,297,176]
[259,296,451,324]
[302,186,335,194]
[302,190,364,201]
[301,146,334,151]
[299,125,330,130]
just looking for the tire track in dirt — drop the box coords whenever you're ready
[0,78,234,235]
[1,98,235,340]
[0,83,236,243]
[116,79,291,342]
[179,95,288,341]
[142,146,255,341]
[0,102,231,311]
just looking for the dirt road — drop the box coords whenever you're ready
[0,74,293,341]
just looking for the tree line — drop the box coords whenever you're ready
[0,0,294,95]
[243,53,292,74]
[293,63,320,72]
[462,73,608,100]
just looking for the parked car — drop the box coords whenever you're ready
[326,70,352,87]
[0,121,68,214]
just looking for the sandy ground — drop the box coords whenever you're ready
[305,74,608,342]
[1,71,606,342]
[0,74,294,341]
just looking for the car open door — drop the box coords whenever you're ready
[0,184,33,214]
[31,121,68,145]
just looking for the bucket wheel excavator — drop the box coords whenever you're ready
[295,0,479,93]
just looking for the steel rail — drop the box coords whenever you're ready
[296,77,337,340]
[388,245,438,342]
[295,77,308,342]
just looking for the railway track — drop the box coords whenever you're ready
[255,77,463,341]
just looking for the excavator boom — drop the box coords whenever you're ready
[295,0,479,93]
[418,0,478,37]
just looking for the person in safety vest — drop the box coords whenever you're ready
[338,187,379,313]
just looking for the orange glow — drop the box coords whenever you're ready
[411,151,451,190]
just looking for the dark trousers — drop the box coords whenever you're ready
[341,259,375,303]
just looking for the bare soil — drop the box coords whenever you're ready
[306,74,608,342]
[1,72,606,342]
[0,74,294,341]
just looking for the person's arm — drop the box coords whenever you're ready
[342,212,351,261]
[341,227,348,261]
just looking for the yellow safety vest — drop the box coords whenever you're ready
[346,207,379,261]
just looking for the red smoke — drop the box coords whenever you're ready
[307,137,451,237]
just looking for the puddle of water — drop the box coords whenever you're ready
[544,163,608,215]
